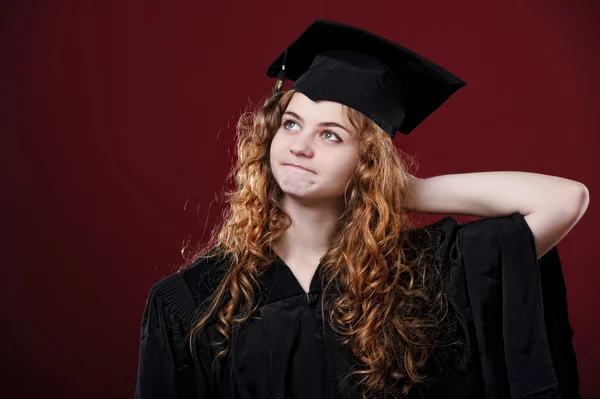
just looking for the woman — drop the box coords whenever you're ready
[135,20,587,398]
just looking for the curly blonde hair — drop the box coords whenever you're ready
[182,89,460,398]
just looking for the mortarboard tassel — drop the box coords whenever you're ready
[272,47,288,95]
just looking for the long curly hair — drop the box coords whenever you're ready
[182,89,460,398]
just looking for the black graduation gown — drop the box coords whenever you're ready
[134,212,580,398]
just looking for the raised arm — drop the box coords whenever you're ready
[405,171,590,259]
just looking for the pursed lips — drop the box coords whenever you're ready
[283,163,315,173]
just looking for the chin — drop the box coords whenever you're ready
[283,190,344,204]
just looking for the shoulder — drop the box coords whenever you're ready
[403,216,462,262]
[405,216,462,245]
[445,212,534,251]
[147,246,231,324]
[420,213,538,273]
[411,213,533,249]
[402,213,534,275]
[178,247,232,304]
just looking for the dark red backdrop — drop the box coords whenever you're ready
[2,1,598,397]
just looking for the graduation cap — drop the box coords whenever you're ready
[266,20,466,138]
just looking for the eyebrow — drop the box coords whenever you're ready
[283,111,353,136]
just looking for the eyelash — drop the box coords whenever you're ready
[281,119,342,142]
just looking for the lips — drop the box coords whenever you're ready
[283,163,315,173]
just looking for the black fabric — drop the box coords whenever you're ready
[134,213,580,398]
[265,20,466,137]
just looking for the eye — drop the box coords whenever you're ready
[322,131,342,142]
[282,119,299,130]
[282,119,342,143]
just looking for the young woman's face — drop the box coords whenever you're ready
[270,92,359,203]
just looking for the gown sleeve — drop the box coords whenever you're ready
[134,273,215,399]
[448,212,580,399]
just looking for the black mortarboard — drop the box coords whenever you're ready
[266,20,466,138]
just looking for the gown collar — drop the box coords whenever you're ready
[257,254,325,305]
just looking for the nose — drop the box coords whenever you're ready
[289,131,315,158]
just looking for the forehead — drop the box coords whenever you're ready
[285,92,350,124]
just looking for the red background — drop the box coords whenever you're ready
[2,1,598,397]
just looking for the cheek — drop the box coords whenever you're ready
[268,138,278,165]
[269,135,288,177]
[328,153,358,181]
[269,133,284,157]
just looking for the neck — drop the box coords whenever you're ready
[274,195,342,260]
